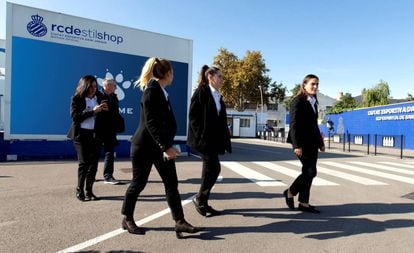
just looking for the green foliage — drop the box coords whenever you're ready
[328,93,359,113]
[213,48,239,108]
[268,81,286,103]
[283,84,301,109]
[213,48,286,111]
[406,93,414,101]
[362,80,390,107]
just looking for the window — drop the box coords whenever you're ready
[240,118,250,127]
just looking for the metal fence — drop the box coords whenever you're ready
[257,130,286,143]
[257,131,411,159]
[326,133,406,159]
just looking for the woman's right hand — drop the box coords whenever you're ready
[93,103,108,113]
[294,148,302,157]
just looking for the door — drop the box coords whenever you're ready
[233,118,240,137]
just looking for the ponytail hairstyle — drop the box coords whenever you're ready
[197,65,221,88]
[135,57,172,90]
[197,65,209,87]
[296,74,319,98]
[74,75,97,98]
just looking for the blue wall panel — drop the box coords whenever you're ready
[10,37,189,137]
[323,102,414,149]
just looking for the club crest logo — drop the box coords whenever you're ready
[27,14,47,37]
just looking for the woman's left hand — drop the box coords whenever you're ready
[163,147,180,160]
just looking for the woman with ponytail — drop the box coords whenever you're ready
[121,57,203,238]
[187,65,232,217]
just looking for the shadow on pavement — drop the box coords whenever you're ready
[190,203,414,240]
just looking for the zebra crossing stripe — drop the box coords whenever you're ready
[220,161,286,187]
[317,166,387,185]
[255,161,338,186]
[321,161,414,185]
[379,162,414,169]
[349,161,414,176]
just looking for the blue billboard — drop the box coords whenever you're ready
[5,3,193,140]
[10,37,188,137]
[324,102,414,149]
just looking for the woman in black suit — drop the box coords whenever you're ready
[285,74,325,213]
[121,57,202,238]
[67,75,108,201]
[187,65,232,217]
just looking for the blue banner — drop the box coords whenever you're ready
[10,37,189,138]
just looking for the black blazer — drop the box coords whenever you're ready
[95,90,120,146]
[130,79,176,154]
[67,93,103,142]
[287,95,324,149]
[187,84,231,155]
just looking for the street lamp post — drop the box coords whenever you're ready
[258,85,264,139]
[258,85,264,125]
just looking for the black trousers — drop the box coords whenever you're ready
[121,144,184,221]
[103,143,115,179]
[197,153,221,205]
[289,146,318,203]
[73,130,100,192]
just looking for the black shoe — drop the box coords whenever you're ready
[76,188,85,201]
[192,197,207,216]
[122,217,145,235]
[298,203,320,213]
[85,192,100,201]
[283,189,295,210]
[205,205,222,216]
[104,177,120,185]
[175,219,204,239]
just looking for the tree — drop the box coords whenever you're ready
[283,84,301,109]
[268,81,286,104]
[238,50,270,111]
[406,93,414,101]
[213,48,281,111]
[328,93,359,113]
[213,48,239,108]
[362,80,390,107]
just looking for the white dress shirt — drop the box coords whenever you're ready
[209,84,221,115]
[307,96,317,113]
[161,86,169,101]
[80,96,98,129]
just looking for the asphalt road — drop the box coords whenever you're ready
[1,138,413,253]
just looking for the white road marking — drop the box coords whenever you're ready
[280,161,338,186]
[321,161,414,185]
[221,161,286,186]
[56,198,193,253]
[317,166,387,185]
[349,161,414,176]
[379,161,414,169]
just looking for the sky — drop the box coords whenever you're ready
[1,0,413,99]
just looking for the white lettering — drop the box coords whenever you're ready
[119,107,134,114]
